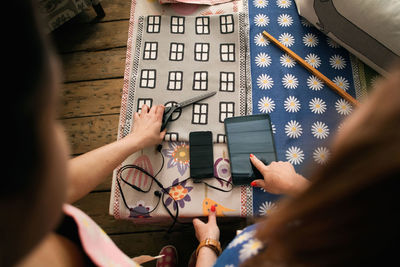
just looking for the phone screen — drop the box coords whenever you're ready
[189,131,214,179]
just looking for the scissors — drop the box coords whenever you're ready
[160,91,217,131]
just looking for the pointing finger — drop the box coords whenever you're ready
[250,154,266,172]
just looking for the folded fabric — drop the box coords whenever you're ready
[159,0,234,5]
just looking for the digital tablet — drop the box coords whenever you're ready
[224,114,277,185]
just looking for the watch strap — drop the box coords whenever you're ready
[196,238,222,257]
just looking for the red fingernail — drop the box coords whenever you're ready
[250,181,257,187]
[250,154,254,158]
[211,205,216,212]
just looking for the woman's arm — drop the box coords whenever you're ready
[195,247,218,267]
[193,207,220,267]
[250,154,310,197]
[66,105,165,203]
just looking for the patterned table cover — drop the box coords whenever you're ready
[109,0,376,222]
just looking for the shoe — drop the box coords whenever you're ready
[156,245,178,267]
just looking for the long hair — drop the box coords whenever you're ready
[242,68,400,266]
[0,1,57,266]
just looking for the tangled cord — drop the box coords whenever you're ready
[116,146,233,232]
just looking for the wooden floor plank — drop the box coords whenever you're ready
[110,222,243,267]
[61,47,126,82]
[93,174,113,191]
[61,114,119,155]
[53,20,129,53]
[99,0,132,21]
[60,78,123,119]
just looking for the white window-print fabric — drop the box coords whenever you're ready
[196,16,210,34]
[126,13,249,142]
[143,42,158,60]
[169,43,185,61]
[147,16,161,33]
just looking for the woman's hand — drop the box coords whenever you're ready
[250,154,309,196]
[193,206,220,242]
[125,105,166,151]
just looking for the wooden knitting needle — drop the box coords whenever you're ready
[262,30,359,107]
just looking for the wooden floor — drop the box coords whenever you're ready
[52,1,247,266]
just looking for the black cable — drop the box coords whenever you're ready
[117,146,234,232]
[117,149,180,232]
[116,177,162,216]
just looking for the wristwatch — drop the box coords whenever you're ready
[196,238,222,257]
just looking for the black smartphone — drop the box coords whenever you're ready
[189,131,214,179]
[224,114,277,185]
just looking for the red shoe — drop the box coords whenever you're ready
[156,245,178,267]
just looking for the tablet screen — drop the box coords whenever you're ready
[224,114,277,185]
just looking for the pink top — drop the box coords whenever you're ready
[63,204,140,267]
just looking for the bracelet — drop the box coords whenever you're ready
[196,238,222,257]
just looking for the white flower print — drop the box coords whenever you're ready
[307,75,324,91]
[257,74,274,90]
[254,14,270,27]
[285,120,303,139]
[335,99,352,115]
[286,146,305,165]
[309,98,327,114]
[254,32,270,46]
[332,76,350,91]
[271,124,276,134]
[239,238,264,261]
[277,14,293,27]
[228,230,255,248]
[278,33,295,47]
[300,18,312,27]
[255,52,272,67]
[329,54,347,70]
[276,0,291,8]
[327,37,340,48]
[305,53,321,68]
[284,96,301,113]
[280,54,296,68]
[302,33,319,47]
[259,201,277,216]
[313,147,330,165]
[282,73,298,89]
[258,96,275,113]
[311,121,330,139]
[253,0,268,8]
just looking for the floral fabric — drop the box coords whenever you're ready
[213,223,264,266]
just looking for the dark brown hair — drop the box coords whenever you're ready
[242,68,400,266]
[2,1,53,195]
[0,1,57,266]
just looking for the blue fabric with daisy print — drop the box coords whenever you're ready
[248,0,357,215]
[213,223,263,267]
[249,0,356,171]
